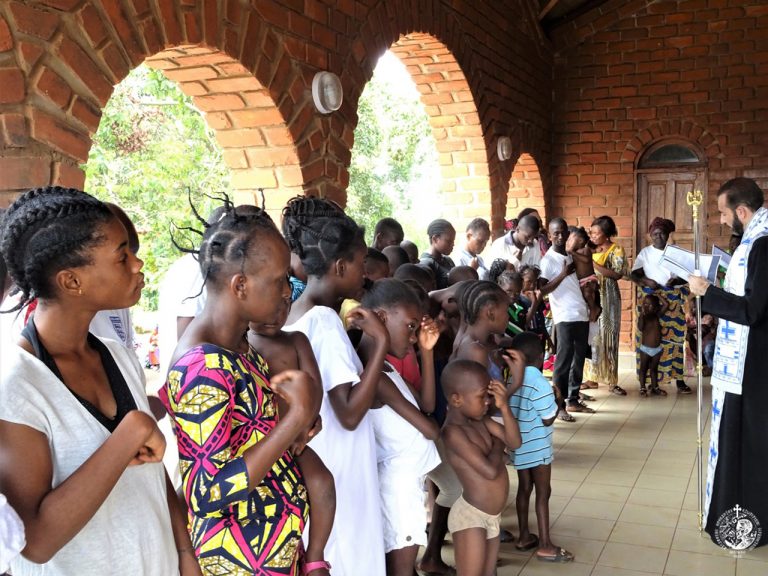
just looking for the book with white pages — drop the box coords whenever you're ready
[660,244,721,284]
[712,245,732,269]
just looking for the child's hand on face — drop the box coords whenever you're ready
[417,315,440,352]
[500,349,526,394]
[346,307,390,347]
[488,379,511,409]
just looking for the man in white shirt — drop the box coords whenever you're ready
[489,214,542,270]
[539,218,594,421]
[453,218,491,279]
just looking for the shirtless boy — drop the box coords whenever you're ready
[441,358,523,576]
[565,226,602,323]
[637,293,668,396]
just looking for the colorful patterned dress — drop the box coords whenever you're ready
[584,243,627,388]
[161,344,308,576]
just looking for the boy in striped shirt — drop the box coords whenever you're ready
[508,332,574,563]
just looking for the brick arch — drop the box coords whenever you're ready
[144,47,302,214]
[507,152,546,223]
[387,33,489,231]
[0,1,338,211]
[622,120,723,166]
[343,3,492,233]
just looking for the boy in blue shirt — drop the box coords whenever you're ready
[508,332,574,563]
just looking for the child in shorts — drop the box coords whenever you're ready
[508,333,573,563]
[638,293,668,396]
[441,358,523,576]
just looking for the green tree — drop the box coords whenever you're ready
[347,54,438,244]
[85,65,230,310]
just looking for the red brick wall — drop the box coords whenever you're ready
[0,0,553,235]
[552,0,768,345]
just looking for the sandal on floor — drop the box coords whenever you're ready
[610,385,627,396]
[676,381,693,394]
[536,547,574,563]
[567,400,595,414]
[499,528,515,543]
[515,534,539,551]
[579,392,595,402]
[580,381,598,389]
[649,386,668,396]
[557,409,575,422]
[304,560,331,575]
[639,387,648,397]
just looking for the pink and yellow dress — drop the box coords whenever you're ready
[161,344,308,575]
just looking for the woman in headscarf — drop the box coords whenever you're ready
[582,216,628,395]
[629,217,692,394]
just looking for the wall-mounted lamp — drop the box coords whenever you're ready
[312,71,343,114]
[497,136,512,161]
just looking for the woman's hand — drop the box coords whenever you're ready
[417,315,440,352]
[270,370,320,429]
[127,412,166,466]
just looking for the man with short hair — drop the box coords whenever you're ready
[489,214,542,269]
[454,217,491,279]
[539,218,594,421]
[371,217,405,251]
[689,177,768,549]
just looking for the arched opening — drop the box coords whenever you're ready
[145,46,303,216]
[507,153,546,225]
[84,46,303,310]
[389,33,490,231]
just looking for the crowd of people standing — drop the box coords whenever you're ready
[2,179,762,575]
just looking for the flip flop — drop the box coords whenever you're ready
[536,547,574,562]
[515,534,539,551]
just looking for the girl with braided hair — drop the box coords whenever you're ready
[281,196,390,576]
[159,201,320,575]
[0,186,195,575]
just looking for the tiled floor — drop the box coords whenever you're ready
[424,370,768,575]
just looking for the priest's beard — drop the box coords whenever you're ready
[732,212,745,236]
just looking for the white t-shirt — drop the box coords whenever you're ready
[540,248,588,324]
[370,365,441,474]
[632,245,677,286]
[0,339,178,576]
[90,309,135,350]
[453,248,489,280]
[157,253,206,380]
[489,233,542,269]
[283,306,385,576]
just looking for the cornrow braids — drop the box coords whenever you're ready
[197,204,278,288]
[459,280,507,325]
[281,196,366,276]
[0,186,113,311]
[488,258,511,285]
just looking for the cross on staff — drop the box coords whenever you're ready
[686,188,705,532]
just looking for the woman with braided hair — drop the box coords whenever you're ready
[0,186,196,575]
[159,200,321,575]
[282,196,391,576]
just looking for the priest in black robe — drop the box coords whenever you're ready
[690,177,768,550]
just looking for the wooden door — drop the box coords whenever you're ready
[637,170,707,252]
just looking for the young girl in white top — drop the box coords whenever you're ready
[361,279,442,576]
[282,196,390,576]
[0,187,196,576]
